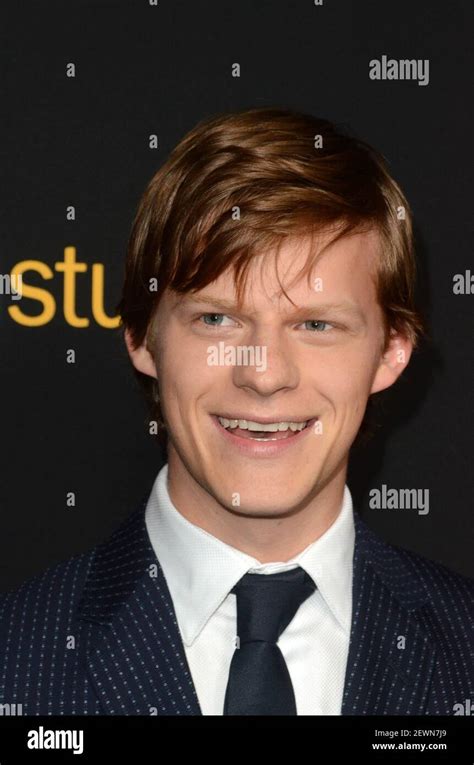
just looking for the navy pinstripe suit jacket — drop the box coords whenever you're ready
[1,499,473,715]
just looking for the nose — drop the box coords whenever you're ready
[230,327,300,398]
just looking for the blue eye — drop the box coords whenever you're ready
[304,320,332,332]
[200,313,232,326]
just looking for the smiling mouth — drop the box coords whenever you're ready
[216,416,314,441]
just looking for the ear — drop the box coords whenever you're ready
[124,327,158,380]
[370,330,413,394]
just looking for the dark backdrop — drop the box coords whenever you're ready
[1,0,473,591]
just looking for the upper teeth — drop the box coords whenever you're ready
[218,417,308,432]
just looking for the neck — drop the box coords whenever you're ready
[165,452,348,563]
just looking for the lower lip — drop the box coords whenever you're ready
[211,415,318,457]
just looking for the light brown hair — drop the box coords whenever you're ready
[116,107,425,442]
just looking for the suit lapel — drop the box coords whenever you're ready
[341,513,437,715]
[77,500,202,715]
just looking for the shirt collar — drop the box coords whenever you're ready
[145,463,354,646]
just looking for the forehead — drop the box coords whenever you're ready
[180,229,382,311]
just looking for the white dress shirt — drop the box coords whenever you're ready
[145,463,355,715]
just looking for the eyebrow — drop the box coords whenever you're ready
[179,294,366,320]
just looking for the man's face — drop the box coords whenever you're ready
[127,230,411,516]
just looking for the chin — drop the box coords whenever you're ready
[211,479,318,517]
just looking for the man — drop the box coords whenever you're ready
[1,108,472,716]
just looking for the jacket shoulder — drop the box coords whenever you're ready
[0,549,95,637]
[0,503,148,640]
[355,511,474,619]
[394,542,474,608]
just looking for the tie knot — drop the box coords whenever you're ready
[231,566,317,645]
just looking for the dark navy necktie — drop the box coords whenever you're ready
[223,566,317,715]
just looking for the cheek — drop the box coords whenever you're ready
[158,343,224,412]
[310,347,378,408]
